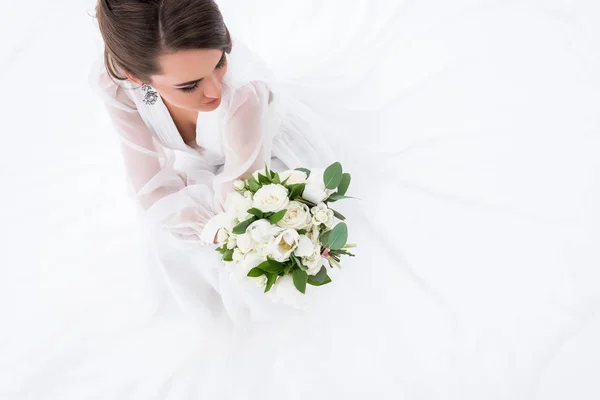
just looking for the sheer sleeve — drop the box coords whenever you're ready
[90,60,276,247]
[90,60,221,246]
[213,80,276,208]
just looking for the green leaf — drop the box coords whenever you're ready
[292,268,308,294]
[327,193,353,203]
[272,172,281,184]
[297,229,307,235]
[269,209,287,224]
[287,183,306,199]
[247,208,264,218]
[320,223,348,250]
[258,173,271,185]
[308,275,332,286]
[223,249,234,262]
[248,179,260,192]
[247,267,265,277]
[232,217,257,235]
[264,272,277,293]
[309,266,328,283]
[338,173,351,196]
[295,167,311,178]
[290,253,303,269]
[323,162,343,190]
[257,259,286,273]
[329,208,346,221]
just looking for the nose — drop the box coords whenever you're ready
[203,74,222,99]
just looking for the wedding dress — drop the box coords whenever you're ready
[2,1,598,399]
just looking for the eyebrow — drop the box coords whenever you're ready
[173,52,225,88]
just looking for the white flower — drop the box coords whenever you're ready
[301,168,335,204]
[232,248,245,263]
[279,169,308,185]
[277,201,311,230]
[247,220,284,244]
[311,202,334,228]
[266,229,300,262]
[236,233,254,254]
[226,235,237,250]
[253,275,268,288]
[233,179,246,192]
[216,228,229,245]
[302,250,324,276]
[266,274,308,309]
[294,235,315,258]
[225,191,253,222]
[252,184,290,213]
[243,191,253,199]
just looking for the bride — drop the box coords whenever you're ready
[84,0,600,399]
[89,0,453,397]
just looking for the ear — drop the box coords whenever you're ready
[125,72,144,85]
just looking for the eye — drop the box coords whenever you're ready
[179,82,199,93]
[216,53,227,69]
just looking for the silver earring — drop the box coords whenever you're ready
[141,84,158,106]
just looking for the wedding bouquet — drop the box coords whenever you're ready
[214,162,355,295]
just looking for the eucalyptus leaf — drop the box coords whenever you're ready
[327,193,353,203]
[329,208,346,221]
[232,217,257,235]
[337,173,351,195]
[323,162,343,190]
[247,267,265,277]
[319,223,348,250]
[308,275,332,286]
[269,209,287,224]
[292,268,308,294]
[295,167,311,178]
[309,266,328,283]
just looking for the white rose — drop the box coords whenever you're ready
[247,220,284,244]
[266,229,300,262]
[301,168,335,204]
[311,202,334,228]
[252,184,290,213]
[294,235,315,258]
[277,201,311,230]
[236,233,254,254]
[225,191,253,222]
[279,169,308,185]
[233,179,246,192]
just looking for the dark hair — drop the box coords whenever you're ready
[95,0,232,82]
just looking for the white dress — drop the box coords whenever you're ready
[90,36,448,397]
[74,2,600,399]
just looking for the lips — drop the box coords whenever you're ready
[203,98,218,105]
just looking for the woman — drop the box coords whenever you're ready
[90,1,437,397]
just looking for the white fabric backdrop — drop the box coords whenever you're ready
[0,0,598,399]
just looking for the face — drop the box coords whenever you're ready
[146,48,228,113]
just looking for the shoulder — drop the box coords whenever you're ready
[88,53,137,110]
